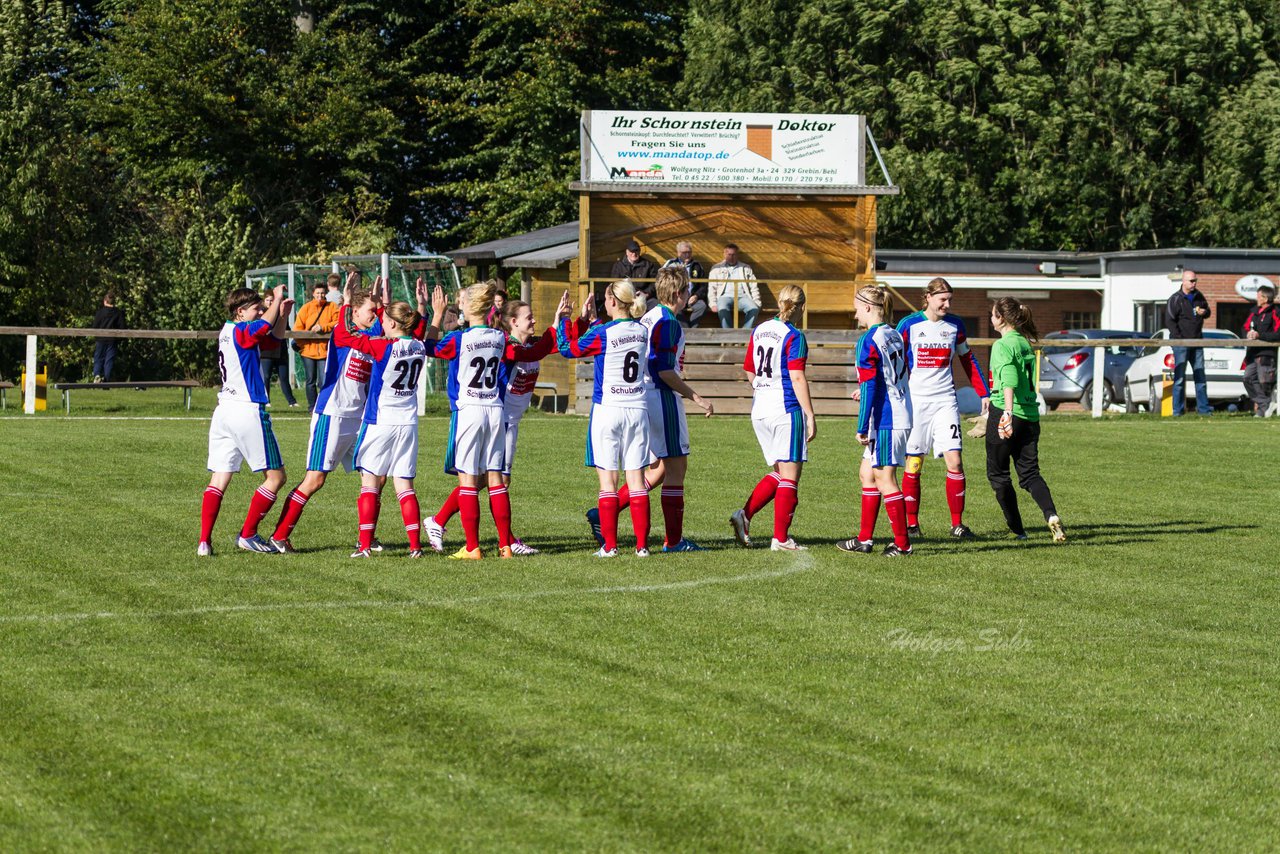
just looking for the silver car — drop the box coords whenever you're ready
[1037,329,1143,410]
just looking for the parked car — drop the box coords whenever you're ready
[1037,329,1144,410]
[1123,328,1248,412]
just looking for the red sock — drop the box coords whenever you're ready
[744,472,781,519]
[489,485,513,548]
[599,491,619,551]
[946,471,966,527]
[883,491,911,550]
[773,478,798,542]
[902,469,921,526]
[631,491,650,551]
[199,486,223,544]
[240,486,277,538]
[357,487,380,551]
[397,489,422,550]
[436,486,461,526]
[660,487,684,546]
[616,478,647,512]
[459,487,481,551]
[271,487,311,541]
[858,488,881,541]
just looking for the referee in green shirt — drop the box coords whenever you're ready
[986,298,1066,543]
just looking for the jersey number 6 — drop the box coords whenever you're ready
[623,350,640,383]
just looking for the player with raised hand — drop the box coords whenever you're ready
[895,277,990,539]
[269,273,384,552]
[840,285,914,557]
[731,285,814,552]
[558,280,653,557]
[198,284,295,556]
[335,288,446,558]
[428,280,524,560]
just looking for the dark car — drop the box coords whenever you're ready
[1037,329,1143,410]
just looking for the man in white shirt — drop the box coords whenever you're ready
[707,243,761,328]
[325,273,343,305]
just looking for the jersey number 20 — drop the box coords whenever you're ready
[391,359,423,391]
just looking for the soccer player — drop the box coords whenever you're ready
[558,279,653,557]
[198,284,295,556]
[428,280,523,560]
[895,277,990,538]
[335,296,444,558]
[630,265,714,551]
[269,275,436,553]
[840,285,914,557]
[490,295,575,555]
[731,285,814,551]
[987,297,1066,542]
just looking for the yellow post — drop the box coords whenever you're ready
[1160,370,1174,417]
[19,364,47,411]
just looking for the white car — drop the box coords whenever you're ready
[1123,328,1248,411]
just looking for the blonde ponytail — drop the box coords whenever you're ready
[776,284,807,324]
[607,279,647,319]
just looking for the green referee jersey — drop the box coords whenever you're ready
[989,330,1040,421]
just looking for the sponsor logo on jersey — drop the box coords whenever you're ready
[915,346,951,368]
[345,357,372,383]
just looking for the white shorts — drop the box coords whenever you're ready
[207,403,282,473]
[446,407,505,476]
[353,423,419,478]
[863,428,910,468]
[306,413,361,473]
[646,388,690,459]
[752,410,807,465]
[501,410,525,476]
[907,397,962,458]
[586,404,650,471]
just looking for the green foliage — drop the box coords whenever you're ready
[681,0,1280,251]
[419,0,686,245]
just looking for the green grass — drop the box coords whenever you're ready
[0,409,1276,850]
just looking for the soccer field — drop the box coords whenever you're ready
[0,401,1276,850]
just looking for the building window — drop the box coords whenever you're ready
[1063,311,1100,329]
[1133,301,1165,333]
[1217,302,1251,335]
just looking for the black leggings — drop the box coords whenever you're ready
[985,407,1058,535]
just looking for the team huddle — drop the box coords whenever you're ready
[196,270,1065,559]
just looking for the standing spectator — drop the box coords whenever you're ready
[708,243,761,329]
[663,241,707,328]
[258,292,298,408]
[1165,269,1212,416]
[1243,283,1280,416]
[325,273,343,305]
[610,239,659,301]
[90,291,125,382]
[294,283,340,410]
[986,297,1066,543]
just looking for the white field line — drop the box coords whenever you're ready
[0,556,813,626]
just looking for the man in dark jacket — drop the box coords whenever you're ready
[1242,283,1280,416]
[609,239,659,301]
[91,292,126,382]
[663,240,707,327]
[1165,270,1212,415]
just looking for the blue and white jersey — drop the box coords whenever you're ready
[363,337,427,425]
[216,319,275,406]
[746,318,808,417]
[641,303,685,395]
[315,316,383,418]
[856,323,912,433]
[432,326,509,410]
[557,317,649,409]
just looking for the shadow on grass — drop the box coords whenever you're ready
[932,519,1257,552]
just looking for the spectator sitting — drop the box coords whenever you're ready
[707,243,761,329]
[610,239,659,302]
[664,240,707,328]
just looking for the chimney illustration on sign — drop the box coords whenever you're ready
[746,124,773,160]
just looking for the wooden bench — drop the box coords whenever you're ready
[52,380,201,414]
[0,381,12,410]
